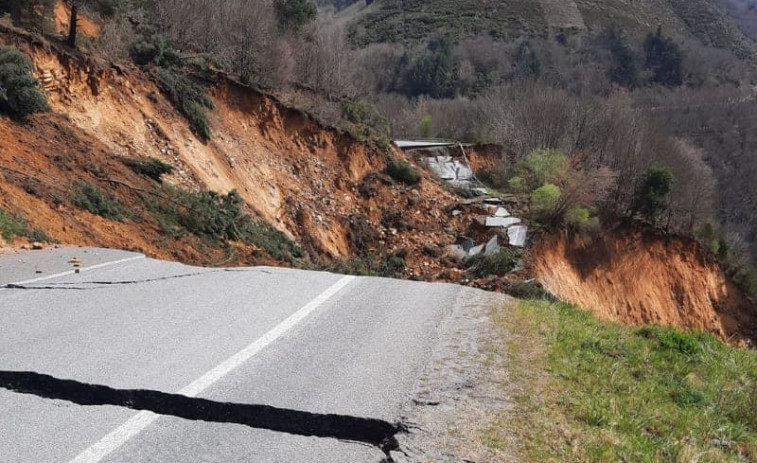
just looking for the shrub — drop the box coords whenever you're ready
[117,156,173,182]
[530,183,561,220]
[565,207,600,232]
[386,159,421,185]
[0,208,31,241]
[604,22,638,88]
[237,219,304,264]
[130,32,183,67]
[154,67,214,141]
[419,115,433,138]
[0,47,49,120]
[71,181,125,221]
[465,248,519,277]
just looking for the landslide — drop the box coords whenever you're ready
[0,25,458,274]
[530,224,757,346]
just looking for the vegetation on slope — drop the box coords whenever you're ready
[489,300,757,462]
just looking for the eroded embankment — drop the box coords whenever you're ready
[530,226,757,345]
[0,25,458,273]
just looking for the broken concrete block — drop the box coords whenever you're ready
[483,197,503,205]
[468,245,484,256]
[484,235,500,256]
[457,237,475,252]
[451,210,463,216]
[486,217,522,228]
[508,225,528,247]
[493,207,510,217]
[472,188,488,196]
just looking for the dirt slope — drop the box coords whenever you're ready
[531,225,757,346]
[0,26,458,274]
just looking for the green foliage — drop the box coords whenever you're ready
[406,38,457,98]
[143,187,303,262]
[511,149,570,192]
[513,41,541,79]
[530,183,561,219]
[503,300,757,462]
[341,100,391,147]
[130,32,183,67]
[386,159,421,185]
[419,115,433,138]
[565,207,600,232]
[154,67,214,141]
[308,252,406,278]
[696,222,730,260]
[0,208,53,243]
[644,27,683,87]
[737,266,757,299]
[70,181,126,222]
[116,156,173,182]
[465,248,519,277]
[605,22,638,88]
[0,47,49,120]
[637,166,675,224]
[273,0,317,31]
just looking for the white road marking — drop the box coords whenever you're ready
[0,255,146,291]
[67,275,357,463]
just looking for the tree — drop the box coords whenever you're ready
[273,0,317,32]
[406,37,457,98]
[513,41,541,79]
[644,27,683,86]
[605,23,638,88]
[636,166,675,224]
[0,47,49,120]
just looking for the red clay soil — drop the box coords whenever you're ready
[530,225,757,346]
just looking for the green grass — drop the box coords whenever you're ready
[386,159,421,185]
[0,208,52,243]
[492,300,757,463]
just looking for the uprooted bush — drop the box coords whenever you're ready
[0,47,49,120]
[70,181,126,222]
[386,159,421,185]
[116,156,174,182]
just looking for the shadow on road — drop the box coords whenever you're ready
[0,370,406,457]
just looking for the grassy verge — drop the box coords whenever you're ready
[489,300,757,463]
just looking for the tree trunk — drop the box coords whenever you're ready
[67,2,78,47]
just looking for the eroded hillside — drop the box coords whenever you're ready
[531,225,757,346]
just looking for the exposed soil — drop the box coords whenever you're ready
[530,225,757,346]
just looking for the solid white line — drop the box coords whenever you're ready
[67,275,356,463]
[1,255,146,291]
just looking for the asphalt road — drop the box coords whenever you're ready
[0,247,496,462]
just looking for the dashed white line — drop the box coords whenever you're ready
[67,274,356,463]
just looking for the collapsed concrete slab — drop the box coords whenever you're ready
[508,225,528,247]
[486,217,522,228]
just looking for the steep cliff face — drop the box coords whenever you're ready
[530,226,757,345]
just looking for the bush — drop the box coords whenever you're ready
[604,23,638,88]
[117,156,173,182]
[644,27,683,87]
[308,252,405,278]
[0,47,49,120]
[565,207,600,232]
[143,186,303,262]
[154,67,214,141]
[0,208,50,242]
[386,159,421,185]
[465,248,519,277]
[273,0,317,31]
[130,32,183,67]
[530,183,561,220]
[71,181,126,221]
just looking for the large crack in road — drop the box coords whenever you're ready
[0,370,408,461]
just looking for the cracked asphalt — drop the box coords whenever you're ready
[0,247,497,462]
